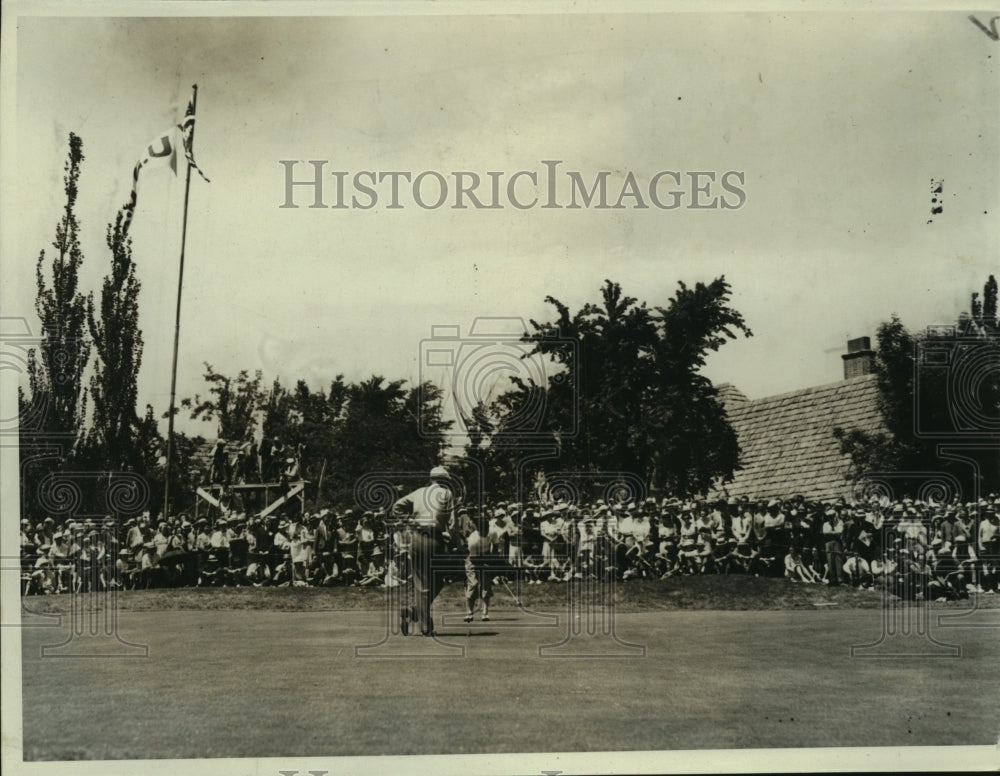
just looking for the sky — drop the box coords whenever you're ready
[4,6,998,439]
[1,5,998,774]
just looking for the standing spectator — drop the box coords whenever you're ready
[768,500,791,577]
[259,436,273,483]
[504,504,523,572]
[356,512,378,576]
[232,449,247,484]
[49,532,72,593]
[336,513,359,585]
[633,510,652,558]
[270,439,285,482]
[124,518,143,557]
[520,508,542,584]
[282,455,300,484]
[618,506,636,542]
[654,515,678,577]
[731,505,752,547]
[577,514,598,578]
[20,518,34,552]
[978,506,998,558]
[243,435,259,483]
[898,507,928,556]
[464,511,503,621]
[550,505,570,581]
[138,541,161,589]
[679,507,698,547]
[822,508,845,586]
[539,509,560,582]
[210,440,229,484]
[313,510,330,556]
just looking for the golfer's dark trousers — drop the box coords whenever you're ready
[410,529,444,635]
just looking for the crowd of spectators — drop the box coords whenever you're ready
[20,492,1000,602]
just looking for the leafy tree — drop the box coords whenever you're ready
[181,363,265,441]
[18,134,93,521]
[262,375,344,489]
[835,274,1000,495]
[325,376,451,504]
[183,368,451,508]
[24,132,92,452]
[84,207,143,470]
[466,277,752,497]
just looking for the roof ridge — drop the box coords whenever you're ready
[730,373,877,407]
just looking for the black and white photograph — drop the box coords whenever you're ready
[2,2,999,774]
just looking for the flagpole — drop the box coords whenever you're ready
[163,84,198,520]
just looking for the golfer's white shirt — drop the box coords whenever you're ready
[394,482,454,531]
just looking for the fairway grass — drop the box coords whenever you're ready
[20,573,1000,615]
[17,578,1000,760]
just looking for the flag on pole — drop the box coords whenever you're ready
[121,89,209,234]
[179,95,210,184]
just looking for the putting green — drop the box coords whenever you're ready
[18,603,1000,760]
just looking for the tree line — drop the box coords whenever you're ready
[17,134,998,522]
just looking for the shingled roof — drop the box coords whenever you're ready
[712,373,884,502]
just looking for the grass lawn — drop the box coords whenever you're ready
[20,572,1000,614]
[17,576,1000,760]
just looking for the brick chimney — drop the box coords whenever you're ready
[841,336,875,379]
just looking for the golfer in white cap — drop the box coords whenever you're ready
[392,466,462,636]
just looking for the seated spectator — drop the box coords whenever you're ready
[953,535,983,594]
[676,535,701,575]
[245,551,272,587]
[383,558,408,588]
[138,541,162,589]
[842,550,873,588]
[358,552,385,587]
[870,549,897,591]
[695,527,716,574]
[316,551,340,587]
[29,556,57,595]
[114,549,136,590]
[728,541,758,575]
[712,535,736,575]
[784,544,821,583]
[928,542,965,601]
[621,535,653,580]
